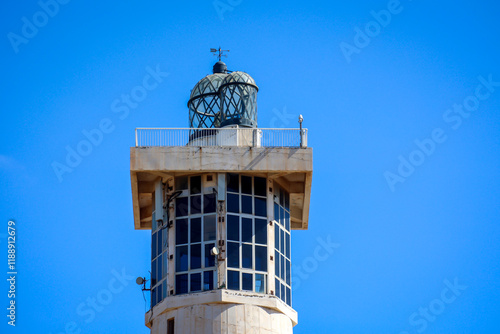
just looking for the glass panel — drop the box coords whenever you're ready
[275,250,280,278]
[242,195,252,214]
[227,242,240,268]
[255,273,265,293]
[205,243,216,267]
[157,284,162,303]
[157,230,163,258]
[175,246,188,272]
[255,245,267,271]
[163,252,168,279]
[176,274,188,295]
[286,287,291,306]
[227,270,240,290]
[275,279,280,298]
[285,210,290,231]
[227,173,239,193]
[281,284,286,303]
[152,232,157,259]
[176,219,188,245]
[152,287,157,306]
[275,224,279,250]
[163,280,167,299]
[191,195,202,214]
[254,177,266,197]
[191,244,201,270]
[162,228,168,252]
[280,229,285,255]
[204,215,216,241]
[227,215,240,241]
[286,233,291,258]
[191,273,202,292]
[227,193,239,213]
[242,244,253,269]
[152,258,157,286]
[190,175,201,194]
[204,271,214,290]
[203,193,216,213]
[242,273,253,291]
[241,175,252,194]
[255,219,267,245]
[191,218,201,243]
[280,254,285,281]
[286,259,291,285]
[175,176,188,191]
[280,188,284,206]
[157,255,162,283]
[274,203,280,223]
[254,197,267,217]
[284,191,290,211]
[176,197,189,217]
[242,217,253,243]
[280,206,285,226]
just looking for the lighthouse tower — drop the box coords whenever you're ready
[130,55,313,334]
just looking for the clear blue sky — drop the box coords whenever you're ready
[1,0,499,333]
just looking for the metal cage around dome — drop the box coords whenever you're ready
[188,73,228,129]
[219,71,259,128]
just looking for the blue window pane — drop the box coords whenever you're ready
[157,230,163,258]
[280,206,285,226]
[163,280,167,299]
[255,219,267,245]
[228,270,239,290]
[286,233,290,258]
[286,287,291,306]
[254,177,266,197]
[152,232,157,259]
[204,271,214,291]
[205,243,215,267]
[191,195,202,214]
[255,245,267,271]
[157,284,162,303]
[163,252,168,279]
[275,224,279,250]
[152,258,157,286]
[274,203,280,223]
[176,274,188,295]
[280,255,285,281]
[242,273,253,291]
[242,195,252,214]
[241,175,252,194]
[242,217,253,243]
[275,279,280,298]
[281,284,286,303]
[275,250,280,278]
[254,197,267,217]
[191,273,202,292]
[176,246,188,272]
[285,210,290,231]
[280,229,285,255]
[227,242,240,268]
[176,219,188,245]
[152,287,157,307]
[190,175,201,194]
[176,176,188,191]
[255,273,265,293]
[227,215,239,241]
[227,173,239,193]
[286,259,291,285]
[157,255,162,283]
[227,193,239,213]
[191,244,201,270]
[279,188,285,206]
[203,193,216,213]
[242,244,253,269]
[191,217,201,243]
[204,215,216,241]
[284,191,290,211]
[176,197,189,217]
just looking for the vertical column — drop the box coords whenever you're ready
[217,173,227,289]
[268,178,276,296]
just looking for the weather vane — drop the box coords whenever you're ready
[210,47,230,61]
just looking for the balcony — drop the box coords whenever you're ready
[135,127,308,148]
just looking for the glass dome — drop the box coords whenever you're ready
[219,71,259,128]
[188,73,228,129]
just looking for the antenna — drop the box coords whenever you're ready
[211,47,230,61]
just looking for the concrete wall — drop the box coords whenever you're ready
[151,303,293,334]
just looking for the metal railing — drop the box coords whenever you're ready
[135,127,308,148]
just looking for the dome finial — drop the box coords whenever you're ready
[210,47,230,61]
[210,47,230,74]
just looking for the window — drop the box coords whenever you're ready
[174,175,217,296]
[226,174,268,294]
[151,210,168,308]
[167,318,175,334]
[274,184,292,306]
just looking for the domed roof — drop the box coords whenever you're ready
[220,71,258,90]
[190,73,228,100]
